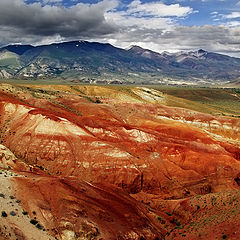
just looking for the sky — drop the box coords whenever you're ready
[0,0,240,56]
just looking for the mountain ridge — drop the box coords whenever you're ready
[0,40,240,84]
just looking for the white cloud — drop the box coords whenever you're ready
[211,11,218,15]
[223,12,240,19]
[105,11,173,30]
[94,25,240,57]
[211,11,240,29]
[226,21,240,27]
[42,0,62,4]
[127,0,193,17]
[105,0,195,36]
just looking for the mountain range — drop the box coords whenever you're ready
[0,40,240,84]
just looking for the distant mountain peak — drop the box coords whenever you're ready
[129,45,143,49]
[127,45,145,52]
[198,49,207,54]
[128,45,159,55]
[1,44,34,55]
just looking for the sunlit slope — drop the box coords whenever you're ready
[156,87,240,117]
[24,84,240,116]
[0,51,20,66]
[0,51,21,76]
[0,152,161,240]
[0,83,239,194]
[0,83,240,239]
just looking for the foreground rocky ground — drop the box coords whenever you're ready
[0,83,240,239]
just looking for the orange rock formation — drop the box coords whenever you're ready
[0,84,240,239]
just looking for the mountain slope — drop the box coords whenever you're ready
[0,41,240,84]
[18,41,160,77]
[1,44,34,55]
[129,46,240,81]
[0,50,21,77]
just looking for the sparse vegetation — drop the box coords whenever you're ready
[1,211,7,217]
[9,211,16,216]
[36,223,44,230]
[30,219,38,225]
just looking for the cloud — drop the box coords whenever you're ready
[96,25,240,57]
[226,21,240,27]
[100,0,195,55]
[42,0,63,4]
[0,0,239,57]
[210,11,240,29]
[99,2,240,56]
[104,0,194,39]
[211,11,218,15]
[105,11,173,30]
[0,0,195,47]
[223,12,240,19]
[0,0,118,46]
[127,0,194,17]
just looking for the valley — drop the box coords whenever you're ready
[0,83,240,239]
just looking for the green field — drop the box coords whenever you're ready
[152,86,240,117]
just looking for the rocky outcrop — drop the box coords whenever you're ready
[0,70,12,79]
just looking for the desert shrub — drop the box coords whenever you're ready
[176,221,181,226]
[1,211,7,217]
[10,211,16,216]
[30,219,38,225]
[36,223,44,230]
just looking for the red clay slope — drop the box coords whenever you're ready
[12,173,163,240]
[0,142,163,240]
[0,84,240,239]
[0,86,240,200]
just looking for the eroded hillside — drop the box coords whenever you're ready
[0,83,240,239]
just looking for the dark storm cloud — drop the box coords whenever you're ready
[0,0,118,46]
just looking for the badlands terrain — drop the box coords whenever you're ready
[0,83,240,239]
